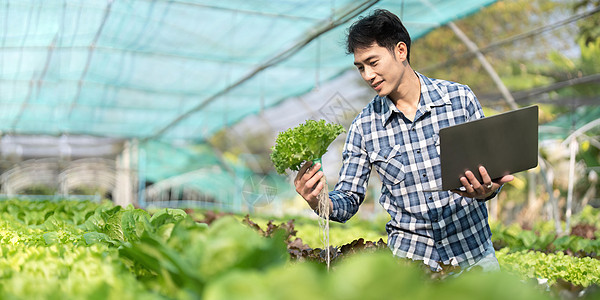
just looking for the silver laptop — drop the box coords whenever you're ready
[427,105,539,191]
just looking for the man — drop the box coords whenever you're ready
[294,9,513,272]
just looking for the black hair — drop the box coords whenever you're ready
[346,9,411,63]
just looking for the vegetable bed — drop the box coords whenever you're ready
[0,199,598,299]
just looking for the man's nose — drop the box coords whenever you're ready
[363,68,375,81]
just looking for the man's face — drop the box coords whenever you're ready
[353,42,407,99]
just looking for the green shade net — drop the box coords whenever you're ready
[1,0,498,208]
[140,140,296,209]
[142,141,223,183]
[0,0,497,142]
[539,106,600,141]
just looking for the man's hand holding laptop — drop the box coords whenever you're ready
[451,165,514,200]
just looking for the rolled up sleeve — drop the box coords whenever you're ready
[328,119,372,223]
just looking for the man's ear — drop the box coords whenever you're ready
[395,42,408,62]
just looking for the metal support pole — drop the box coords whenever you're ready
[447,21,518,110]
[138,146,146,208]
[114,140,133,207]
[565,138,577,232]
[447,21,564,231]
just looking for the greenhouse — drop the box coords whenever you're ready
[0,0,599,299]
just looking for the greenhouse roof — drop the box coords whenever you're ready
[0,0,496,142]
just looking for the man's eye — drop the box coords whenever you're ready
[370,61,377,66]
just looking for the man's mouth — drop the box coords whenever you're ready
[372,81,383,90]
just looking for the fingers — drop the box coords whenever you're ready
[294,161,313,183]
[309,180,324,198]
[294,161,324,208]
[497,174,514,185]
[304,168,323,193]
[458,175,476,196]
[303,174,324,210]
[460,170,482,194]
[457,166,496,198]
[294,161,320,188]
[478,166,494,190]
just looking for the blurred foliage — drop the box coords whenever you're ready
[572,204,600,226]
[578,139,600,168]
[412,0,572,95]
[497,248,600,287]
[412,0,600,104]
[70,185,107,197]
[205,250,553,300]
[491,221,600,255]
[233,211,388,248]
[536,103,571,123]
[19,184,57,196]
[542,37,600,98]
[2,199,597,299]
[574,0,600,44]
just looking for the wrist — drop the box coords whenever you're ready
[476,184,503,201]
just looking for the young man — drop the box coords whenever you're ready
[294,9,514,272]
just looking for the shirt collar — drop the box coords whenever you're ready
[418,71,452,110]
[380,71,451,126]
[380,96,399,127]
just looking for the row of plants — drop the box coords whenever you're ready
[497,248,600,287]
[0,199,598,299]
[188,207,600,297]
[490,205,600,257]
[0,199,162,299]
[0,243,161,299]
[186,206,600,283]
[187,205,600,259]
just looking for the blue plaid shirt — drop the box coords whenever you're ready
[329,72,492,270]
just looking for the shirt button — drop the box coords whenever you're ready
[416,150,421,153]
[422,174,427,177]
[433,218,438,222]
[437,241,442,245]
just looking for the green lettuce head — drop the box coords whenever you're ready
[270,119,345,175]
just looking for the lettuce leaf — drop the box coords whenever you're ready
[270,119,345,174]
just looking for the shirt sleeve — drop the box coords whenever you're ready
[327,118,372,223]
[464,85,485,121]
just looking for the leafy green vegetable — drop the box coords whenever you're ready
[149,208,187,229]
[121,209,152,243]
[490,218,600,255]
[119,216,289,298]
[270,119,345,174]
[2,199,596,300]
[497,248,600,287]
[205,251,553,300]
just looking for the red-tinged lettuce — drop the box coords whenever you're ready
[270,119,345,174]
